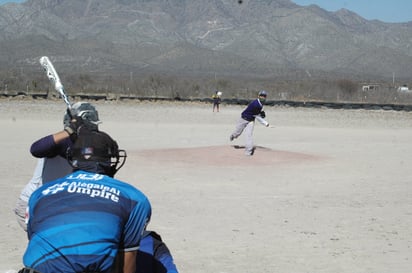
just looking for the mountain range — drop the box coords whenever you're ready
[1,0,412,82]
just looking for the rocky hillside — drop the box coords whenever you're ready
[1,0,412,81]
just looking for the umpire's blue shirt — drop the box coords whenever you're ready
[23,170,151,273]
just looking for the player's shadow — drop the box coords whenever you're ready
[232,145,270,150]
[232,145,271,156]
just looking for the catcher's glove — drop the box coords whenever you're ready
[260,111,266,118]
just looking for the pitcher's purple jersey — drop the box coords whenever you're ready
[241,99,263,121]
[23,170,151,273]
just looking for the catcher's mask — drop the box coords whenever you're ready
[67,128,126,177]
[64,101,101,131]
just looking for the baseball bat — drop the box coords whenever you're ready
[39,56,71,110]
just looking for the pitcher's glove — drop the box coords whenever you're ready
[260,111,266,118]
[64,118,84,142]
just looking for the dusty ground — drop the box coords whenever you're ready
[1,98,412,273]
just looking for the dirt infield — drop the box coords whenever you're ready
[133,145,323,167]
[1,99,412,273]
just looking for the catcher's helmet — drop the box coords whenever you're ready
[64,102,101,130]
[67,128,126,177]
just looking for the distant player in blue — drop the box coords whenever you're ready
[19,118,151,273]
[229,90,270,156]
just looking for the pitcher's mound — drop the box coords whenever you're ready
[133,145,322,167]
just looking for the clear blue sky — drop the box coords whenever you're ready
[1,0,411,23]
[292,0,412,23]
[0,0,24,4]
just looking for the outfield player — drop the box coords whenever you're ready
[229,90,269,156]
[212,90,222,112]
[19,124,151,273]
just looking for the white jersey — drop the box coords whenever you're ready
[19,157,72,201]
[15,156,72,230]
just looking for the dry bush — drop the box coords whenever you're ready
[2,70,412,106]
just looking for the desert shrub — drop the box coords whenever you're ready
[337,79,358,101]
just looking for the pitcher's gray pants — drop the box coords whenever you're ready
[230,118,255,155]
